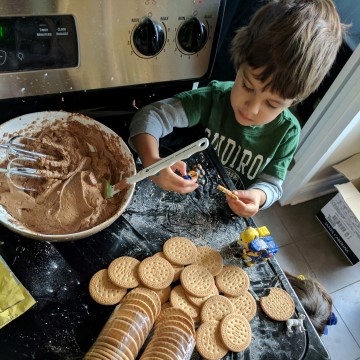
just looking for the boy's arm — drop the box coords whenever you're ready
[227,175,281,217]
[128,97,189,151]
[249,173,283,209]
[128,97,199,194]
[130,133,162,168]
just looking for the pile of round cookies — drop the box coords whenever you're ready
[86,236,295,360]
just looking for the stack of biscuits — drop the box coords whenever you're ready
[85,236,295,360]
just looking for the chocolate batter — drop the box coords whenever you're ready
[0,115,133,235]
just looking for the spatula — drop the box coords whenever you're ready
[105,137,209,198]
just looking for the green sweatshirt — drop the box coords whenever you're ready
[175,81,301,190]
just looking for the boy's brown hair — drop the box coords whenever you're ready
[230,0,347,102]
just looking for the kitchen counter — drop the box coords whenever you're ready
[0,143,330,360]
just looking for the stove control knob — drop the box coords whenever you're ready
[133,18,165,57]
[177,17,208,53]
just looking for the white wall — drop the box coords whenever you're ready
[310,118,360,182]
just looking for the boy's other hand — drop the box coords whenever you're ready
[226,189,265,217]
[149,160,199,194]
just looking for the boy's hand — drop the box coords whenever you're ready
[149,160,199,194]
[132,134,199,194]
[226,189,266,217]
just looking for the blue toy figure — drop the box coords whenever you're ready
[238,226,278,266]
[182,164,206,185]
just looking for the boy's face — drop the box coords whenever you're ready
[231,64,294,126]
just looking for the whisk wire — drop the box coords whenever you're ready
[0,136,49,159]
[0,136,60,191]
[0,157,44,191]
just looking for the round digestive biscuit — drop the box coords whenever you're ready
[108,256,140,289]
[140,350,173,360]
[155,306,195,331]
[159,315,195,339]
[84,347,109,360]
[146,334,187,357]
[163,237,197,265]
[226,291,257,321]
[219,313,252,352]
[110,310,146,345]
[115,303,153,332]
[127,286,162,318]
[83,352,104,360]
[155,318,195,339]
[196,320,228,360]
[101,327,139,359]
[97,335,134,360]
[186,283,219,307]
[121,297,155,325]
[106,318,143,350]
[145,340,185,359]
[92,341,131,360]
[112,305,151,337]
[154,323,193,346]
[193,246,224,276]
[122,288,161,322]
[153,252,184,282]
[144,343,182,360]
[170,284,200,320]
[161,302,172,311]
[172,266,184,282]
[180,264,215,297]
[200,295,234,322]
[215,265,250,296]
[101,328,139,358]
[260,287,295,321]
[153,285,171,304]
[86,346,119,360]
[89,269,127,305]
[138,256,174,290]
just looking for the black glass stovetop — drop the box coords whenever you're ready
[0,141,329,360]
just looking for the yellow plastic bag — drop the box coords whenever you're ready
[0,255,36,329]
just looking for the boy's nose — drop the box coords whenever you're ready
[246,97,261,115]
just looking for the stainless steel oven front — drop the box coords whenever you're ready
[0,0,224,101]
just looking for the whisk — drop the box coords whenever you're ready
[0,136,54,160]
[0,136,63,191]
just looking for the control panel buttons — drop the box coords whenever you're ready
[133,17,165,57]
[0,50,6,65]
[177,17,208,53]
[17,52,24,61]
[0,15,78,72]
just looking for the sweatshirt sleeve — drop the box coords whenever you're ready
[128,98,189,151]
[249,173,283,209]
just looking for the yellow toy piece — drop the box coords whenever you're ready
[238,226,275,267]
[238,227,259,245]
[257,226,270,237]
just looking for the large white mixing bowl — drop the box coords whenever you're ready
[0,111,136,241]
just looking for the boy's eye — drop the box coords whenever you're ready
[242,81,253,92]
[267,102,278,109]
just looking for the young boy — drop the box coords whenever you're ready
[128,0,345,217]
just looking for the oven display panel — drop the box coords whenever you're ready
[0,15,78,72]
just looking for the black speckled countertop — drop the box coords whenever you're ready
[0,144,329,360]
